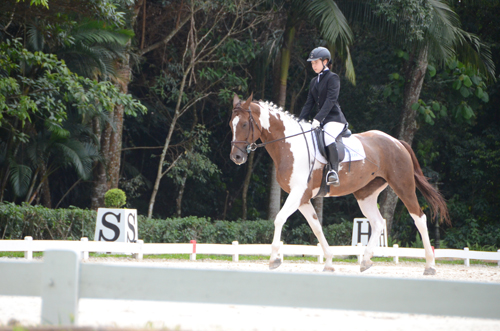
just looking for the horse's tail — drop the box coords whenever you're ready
[399,140,451,225]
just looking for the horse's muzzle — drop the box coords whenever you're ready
[230,152,247,165]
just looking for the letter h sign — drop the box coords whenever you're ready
[351,218,388,247]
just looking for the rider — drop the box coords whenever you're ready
[298,46,347,187]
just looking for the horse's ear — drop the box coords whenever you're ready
[242,92,253,110]
[233,94,241,108]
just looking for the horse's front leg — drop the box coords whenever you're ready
[298,201,335,272]
[269,188,306,270]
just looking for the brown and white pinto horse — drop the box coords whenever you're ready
[230,94,450,275]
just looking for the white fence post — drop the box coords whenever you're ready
[498,250,500,267]
[133,240,144,260]
[357,243,363,264]
[80,237,89,260]
[393,244,399,264]
[232,241,239,262]
[464,247,470,267]
[317,243,323,263]
[190,240,197,261]
[41,250,80,325]
[24,236,33,260]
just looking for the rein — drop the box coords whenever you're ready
[231,105,314,154]
[245,128,315,152]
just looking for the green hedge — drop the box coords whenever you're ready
[0,202,352,245]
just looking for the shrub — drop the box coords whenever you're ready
[0,202,96,240]
[104,189,127,208]
[0,203,351,245]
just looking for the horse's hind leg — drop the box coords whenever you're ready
[298,201,335,272]
[388,181,436,275]
[410,213,436,275]
[354,178,388,272]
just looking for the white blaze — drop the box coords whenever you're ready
[231,116,240,142]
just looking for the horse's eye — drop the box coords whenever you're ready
[242,123,248,128]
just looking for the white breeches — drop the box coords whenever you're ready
[323,121,346,146]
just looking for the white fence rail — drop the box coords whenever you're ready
[1,250,499,326]
[1,237,500,266]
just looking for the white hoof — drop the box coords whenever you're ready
[269,258,282,270]
[423,267,436,275]
[360,260,373,272]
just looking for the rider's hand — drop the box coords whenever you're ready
[312,119,320,129]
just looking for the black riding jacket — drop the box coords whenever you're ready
[298,70,347,125]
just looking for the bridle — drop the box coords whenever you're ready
[230,105,263,154]
[230,103,315,154]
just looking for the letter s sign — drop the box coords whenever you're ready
[127,213,137,243]
[98,211,121,241]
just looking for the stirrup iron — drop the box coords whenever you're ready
[326,169,340,187]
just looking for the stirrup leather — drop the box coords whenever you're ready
[326,169,340,186]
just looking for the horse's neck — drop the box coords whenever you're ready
[258,105,294,167]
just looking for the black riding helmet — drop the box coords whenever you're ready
[307,47,331,63]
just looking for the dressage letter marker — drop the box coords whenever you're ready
[94,208,138,243]
[352,218,388,247]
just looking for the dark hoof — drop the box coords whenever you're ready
[423,267,436,275]
[269,258,282,270]
[323,265,335,272]
[360,260,373,272]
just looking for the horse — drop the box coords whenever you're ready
[229,93,450,275]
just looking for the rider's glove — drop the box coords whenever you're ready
[312,119,320,129]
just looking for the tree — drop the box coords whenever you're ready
[0,39,145,205]
[267,0,355,221]
[1,0,146,208]
[146,0,268,218]
[335,0,495,231]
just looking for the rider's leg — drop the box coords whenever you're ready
[323,121,345,186]
[325,143,340,186]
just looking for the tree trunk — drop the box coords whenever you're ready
[0,164,11,202]
[148,66,190,218]
[268,24,296,221]
[379,45,429,233]
[176,174,188,217]
[242,151,255,220]
[90,116,110,209]
[40,163,51,208]
[89,2,142,209]
[107,81,127,189]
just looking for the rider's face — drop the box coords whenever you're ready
[311,59,328,74]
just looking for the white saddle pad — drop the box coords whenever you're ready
[312,135,366,164]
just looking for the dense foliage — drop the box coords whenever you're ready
[0,0,498,249]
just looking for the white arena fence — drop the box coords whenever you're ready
[1,237,500,267]
[1,249,499,326]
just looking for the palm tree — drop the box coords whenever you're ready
[335,0,495,231]
[264,0,494,226]
[26,17,136,209]
[267,0,355,221]
[4,126,99,207]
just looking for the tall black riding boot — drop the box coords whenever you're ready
[325,142,340,187]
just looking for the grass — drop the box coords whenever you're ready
[1,252,497,266]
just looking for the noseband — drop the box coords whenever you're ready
[231,105,263,154]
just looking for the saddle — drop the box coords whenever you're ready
[313,123,352,199]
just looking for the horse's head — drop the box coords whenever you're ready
[230,93,261,165]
